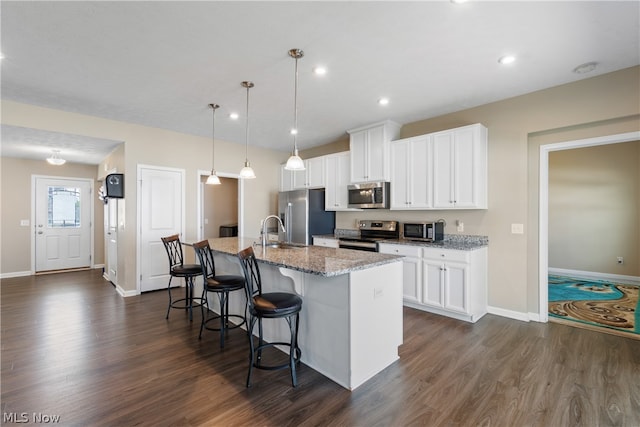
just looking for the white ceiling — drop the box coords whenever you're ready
[1,1,639,165]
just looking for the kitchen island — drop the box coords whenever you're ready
[205,237,403,390]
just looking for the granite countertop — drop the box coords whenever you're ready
[206,237,402,277]
[312,233,488,251]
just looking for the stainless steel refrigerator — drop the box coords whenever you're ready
[278,189,336,245]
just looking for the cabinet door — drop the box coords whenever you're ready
[306,156,325,188]
[325,155,339,210]
[402,256,422,303]
[432,131,454,208]
[350,130,368,183]
[292,167,306,189]
[452,127,476,208]
[280,164,294,191]
[366,125,387,182]
[443,262,467,313]
[408,135,431,209]
[390,140,410,209]
[423,259,444,308]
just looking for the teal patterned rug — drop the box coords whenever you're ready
[548,275,639,337]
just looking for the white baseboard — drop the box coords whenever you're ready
[549,268,640,285]
[487,305,530,322]
[116,284,138,297]
[0,270,32,279]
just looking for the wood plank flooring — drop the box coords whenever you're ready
[2,269,639,426]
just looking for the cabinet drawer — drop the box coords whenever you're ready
[378,243,422,258]
[422,248,469,263]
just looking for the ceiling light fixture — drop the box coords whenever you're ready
[313,66,327,76]
[206,103,221,185]
[573,61,598,74]
[46,150,66,166]
[285,48,306,171]
[239,81,256,179]
[498,55,516,65]
[378,97,390,106]
[229,112,239,120]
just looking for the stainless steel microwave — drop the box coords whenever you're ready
[402,221,444,241]
[347,182,390,209]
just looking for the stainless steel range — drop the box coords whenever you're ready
[338,220,400,252]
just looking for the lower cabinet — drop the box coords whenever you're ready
[379,243,487,323]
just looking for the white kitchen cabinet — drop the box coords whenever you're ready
[313,236,339,248]
[293,156,326,189]
[420,247,487,322]
[348,120,401,183]
[280,164,295,191]
[378,243,422,304]
[325,152,360,211]
[390,135,431,210]
[432,123,487,209]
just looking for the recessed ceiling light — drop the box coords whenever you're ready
[378,97,390,106]
[229,112,239,120]
[0,52,4,59]
[573,61,598,74]
[313,66,327,76]
[498,55,516,65]
[450,0,468,3]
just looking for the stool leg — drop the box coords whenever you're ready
[218,292,227,348]
[199,289,208,339]
[246,315,257,388]
[186,276,193,321]
[288,313,300,387]
[165,276,174,319]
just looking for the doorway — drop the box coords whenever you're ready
[197,170,243,241]
[538,130,640,321]
[32,176,93,273]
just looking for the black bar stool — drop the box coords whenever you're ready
[192,240,246,348]
[160,234,203,321]
[237,246,303,387]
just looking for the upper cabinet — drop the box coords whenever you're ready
[390,135,431,210]
[292,156,326,189]
[432,124,487,209]
[348,120,401,183]
[325,151,360,211]
[280,164,294,192]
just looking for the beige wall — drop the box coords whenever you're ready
[335,66,640,317]
[0,157,105,273]
[1,100,287,292]
[548,141,640,276]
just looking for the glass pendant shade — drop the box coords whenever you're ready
[206,103,222,185]
[239,81,256,179]
[46,150,66,165]
[284,149,305,170]
[206,171,221,185]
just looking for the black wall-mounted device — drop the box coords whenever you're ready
[105,173,124,198]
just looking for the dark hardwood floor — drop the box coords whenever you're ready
[2,269,639,426]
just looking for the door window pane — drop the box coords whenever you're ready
[48,186,81,228]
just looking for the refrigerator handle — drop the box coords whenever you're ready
[286,202,292,243]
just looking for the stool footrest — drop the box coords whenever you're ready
[202,314,246,332]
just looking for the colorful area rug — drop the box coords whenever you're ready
[548,275,639,339]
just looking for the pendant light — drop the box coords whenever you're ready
[46,150,66,165]
[284,48,305,171]
[206,103,221,185]
[239,81,256,179]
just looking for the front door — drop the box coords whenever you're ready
[34,177,92,272]
[139,166,184,292]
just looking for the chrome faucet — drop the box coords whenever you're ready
[261,215,285,247]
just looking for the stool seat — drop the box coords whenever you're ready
[253,293,302,317]
[205,275,245,290]
[172,264,202,276]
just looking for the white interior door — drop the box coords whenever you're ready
[34,177,92,272]
[107,198,118,285]
[139,166,184,292]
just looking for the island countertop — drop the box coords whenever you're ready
[206,237,402,277]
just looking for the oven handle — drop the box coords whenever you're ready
[338,240,378,251]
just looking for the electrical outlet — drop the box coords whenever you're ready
[456,221,464,232]
[20,219,30,227]
[617,257,624,264]
[511,224,524,234]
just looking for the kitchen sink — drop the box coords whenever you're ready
[263,241,306,249]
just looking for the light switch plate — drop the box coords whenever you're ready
[20,219,30,226]
[511,223,524,234]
